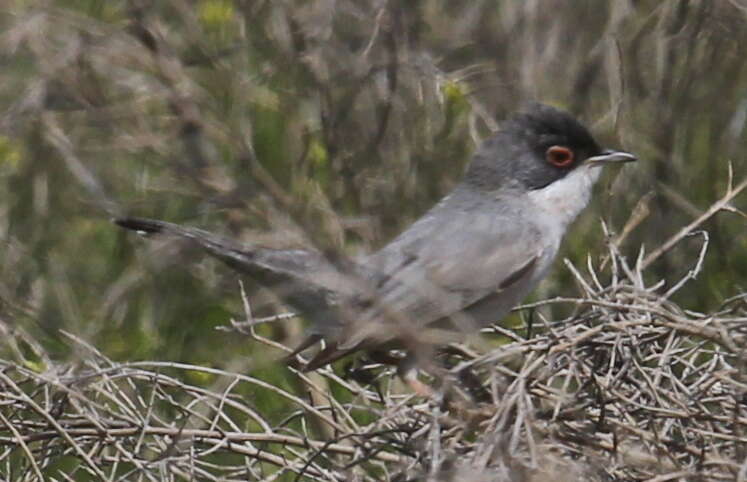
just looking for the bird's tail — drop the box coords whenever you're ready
[114,217,171,235]
[114,216,351,366]
[116,216,252,259]
[114,216,338,300]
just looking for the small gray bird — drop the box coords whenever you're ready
[116,103,635,390]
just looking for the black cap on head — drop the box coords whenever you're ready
[464,103,604,191]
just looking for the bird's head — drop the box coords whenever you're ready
[464,103,635,192]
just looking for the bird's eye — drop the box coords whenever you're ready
[546,146,574,168]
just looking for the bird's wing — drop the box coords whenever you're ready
[354,202,545,342]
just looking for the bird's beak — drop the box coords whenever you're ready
[585,149,637,165]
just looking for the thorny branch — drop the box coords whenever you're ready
[641,165,747,269]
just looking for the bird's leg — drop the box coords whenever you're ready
[396,351,434,397]
[435,345,492,404]
[366,349,402,366]
[365,349,434,397]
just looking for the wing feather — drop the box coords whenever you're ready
[360,200,546,334]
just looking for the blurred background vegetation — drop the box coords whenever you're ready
[0,0,745,434]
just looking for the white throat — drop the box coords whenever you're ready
[528,165,602,230]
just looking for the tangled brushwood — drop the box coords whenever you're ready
[1,180,747,481]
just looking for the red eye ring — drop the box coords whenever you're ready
[546,145,574,167]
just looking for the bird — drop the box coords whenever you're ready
[115,103,635,393]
